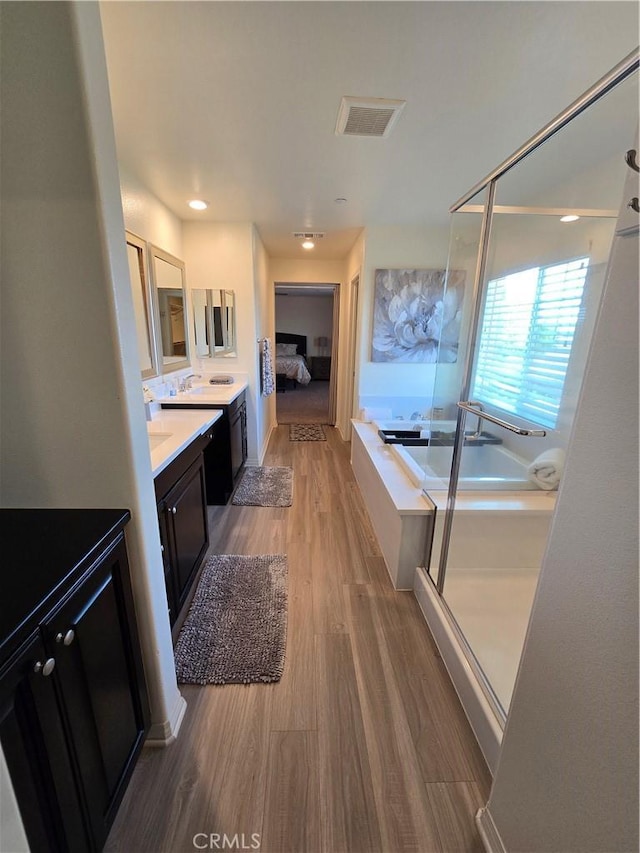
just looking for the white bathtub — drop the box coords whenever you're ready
[391,442,538,490]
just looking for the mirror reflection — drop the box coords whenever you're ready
[149,246,190,372]
[192,288,237,357]
[126,231,157,379]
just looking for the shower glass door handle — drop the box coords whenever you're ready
[457,402,547,437]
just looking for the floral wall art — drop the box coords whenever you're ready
[371,268,466,363]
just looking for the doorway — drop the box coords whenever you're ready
[274,283,338,424]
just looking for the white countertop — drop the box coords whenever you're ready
[156,379,248,407]
[147,408,223,477]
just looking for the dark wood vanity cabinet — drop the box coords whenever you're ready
[0,510,149,853]
[155,435,210,629]
[160,390,248,505]
[229,393,248,482]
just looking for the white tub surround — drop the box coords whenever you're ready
[426,488,555,575]
[350,421,434,590]
[147,409,223,477]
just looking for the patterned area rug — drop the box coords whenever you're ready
[289,423,326,441]
[174,554,288,685]
[232,466,293,506]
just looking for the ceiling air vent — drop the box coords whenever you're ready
[335,96,406,138]
[292,232,325,239]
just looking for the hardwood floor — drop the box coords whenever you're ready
[106,426,491,853]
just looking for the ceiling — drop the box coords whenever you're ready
[100,2,639,260]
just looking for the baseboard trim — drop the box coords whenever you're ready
[145,691,187,748]
[258,422,276,465]
[476,807,507,853]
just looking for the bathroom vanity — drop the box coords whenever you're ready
[0,509,149,853]
[148,409,224,630]
[158,382,248,505]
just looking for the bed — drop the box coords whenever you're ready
[275,332,311,389]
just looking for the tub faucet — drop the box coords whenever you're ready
[410,411,421,421]
[468,400,484,439]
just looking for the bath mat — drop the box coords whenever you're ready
[289,423,326,441]
[174,554,288,684]
[231,466,293,507]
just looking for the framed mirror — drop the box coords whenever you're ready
[125,231,158,379]
[192,288,237,357]
[149,245,190,373]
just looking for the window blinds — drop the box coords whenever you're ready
[472,257,589,429]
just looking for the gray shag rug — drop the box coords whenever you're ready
[289,423,326,441]
[174,554,288,685]
[231,466,293,506]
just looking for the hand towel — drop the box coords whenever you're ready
[527,448,565,491]
[261,338,275,396]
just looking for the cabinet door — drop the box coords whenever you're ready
[43,536,148,850]
[158,503,177,626]
[0,632,90,853]
[240,401,248,464]
[229,405,245,481]
[164,455,209,608]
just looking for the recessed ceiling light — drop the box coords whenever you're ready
[335,197,347,204]
[560,214,580,223]
[301,240,315,250]
[188,199,209,211]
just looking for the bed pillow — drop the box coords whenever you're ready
[276,343,298,356]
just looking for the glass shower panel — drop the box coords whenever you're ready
[437,71,637,716]
[420,188,487,488]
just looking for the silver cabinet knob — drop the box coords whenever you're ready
[627,197,639,213]
[34,658,56,676]
[171,506,177,515]
[160,544,164,552]
[55,629,75,646]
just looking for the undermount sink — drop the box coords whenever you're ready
[148,432,172,450]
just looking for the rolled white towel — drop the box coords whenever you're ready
[527,448,565,491]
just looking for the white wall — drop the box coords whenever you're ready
[339,231,366,438]
[120,165,183,259]
[357,225,451,416]
[182,222,262,462]
[0,3,185,843]
[481,164,639,852]
[275,294,334,357]
[252,226,276,462]
[269,257,344,286]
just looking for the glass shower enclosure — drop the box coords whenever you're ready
[419,52,639,720]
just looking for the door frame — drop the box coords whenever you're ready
[273,281,340,425]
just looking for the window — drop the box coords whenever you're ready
[472,257,589,429]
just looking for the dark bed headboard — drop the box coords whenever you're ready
[275,332,307,358]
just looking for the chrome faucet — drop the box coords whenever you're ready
[181,373,201,391]
[467,400,484,439]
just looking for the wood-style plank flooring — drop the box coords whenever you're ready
[106,426,491,853]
